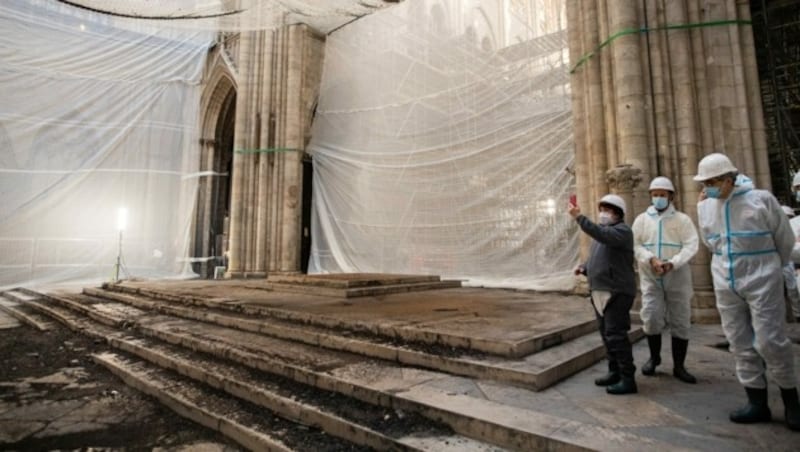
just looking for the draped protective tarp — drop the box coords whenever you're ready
[0,0,212,290]
[308,0,577,290]
[39,0,394,33]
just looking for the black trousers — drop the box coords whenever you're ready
[595,292,635,377]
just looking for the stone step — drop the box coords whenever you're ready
[265,273,443,289]
[0,292,52,331]
[0,299,21,330]
[101,283,596,358]
[255,280,463,298]
[103,344,479,452]
[22,297,123,342]
[23,290,594,451]
[84,286,638,390]
[3,288,39,301]
[93,352,340,452]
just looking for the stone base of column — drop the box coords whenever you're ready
[270,270,304,277]
[692,307,721,324]
[224,271,267,279]
[692,289,720,324]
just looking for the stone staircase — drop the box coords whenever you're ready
[1,283,645,452]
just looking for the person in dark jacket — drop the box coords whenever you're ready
[569,193,638,395]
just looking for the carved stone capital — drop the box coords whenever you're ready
[606,164,642,193]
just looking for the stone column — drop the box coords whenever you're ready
[566,1,592,260]
[225,31,254,279]
[197,138,217,278]
[279,25,304,272]
[254,31,274,276]
[607,2,650,216]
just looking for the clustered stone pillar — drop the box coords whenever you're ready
[226,24,324,278]
[566,0,768,323]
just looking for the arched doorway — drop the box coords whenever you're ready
[300,154,313,273]
[194,71,236,278]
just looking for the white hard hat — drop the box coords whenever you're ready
[693,153,738,181]
[782,205,795,218]
[792,172,800,189]
[649,176,675,192]
[599,194,627,218]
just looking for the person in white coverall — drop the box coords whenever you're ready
[789,173,800,321]
[632,176,699,383]
[780,205,800,323]
[694,152,799,431]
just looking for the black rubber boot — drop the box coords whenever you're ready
[671,337,697,384]
[780,387,800,431]
[641,334,661,376]
[595,361,621,386]
[730,387,771,423]
[606,376,637,395]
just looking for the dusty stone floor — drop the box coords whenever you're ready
[0,313,242,451]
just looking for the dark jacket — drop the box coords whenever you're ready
[578,214,636,296]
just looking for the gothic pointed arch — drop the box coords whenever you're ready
[193,55,237,277]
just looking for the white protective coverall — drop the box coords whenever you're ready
[697,175,797,389]
[789,215,800,319]
[633,204,699,339]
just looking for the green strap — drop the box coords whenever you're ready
[234,148,301,154]
[570,19,752,74]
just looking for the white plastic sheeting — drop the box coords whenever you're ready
[308,0,577,290]
[0,0,212,289]
[50,0,395,33]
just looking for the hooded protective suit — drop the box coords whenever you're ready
[633,204,699,338]
[697,174,797,389]
[789,215,800,319]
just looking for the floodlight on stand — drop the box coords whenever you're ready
[114,207,127,283]
[117,207,128,231]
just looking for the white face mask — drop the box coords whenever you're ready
[598,211,614,225]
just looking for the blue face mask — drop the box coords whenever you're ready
[795,192,800,202]
[705,186,721,199]
[651,197,669,210]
